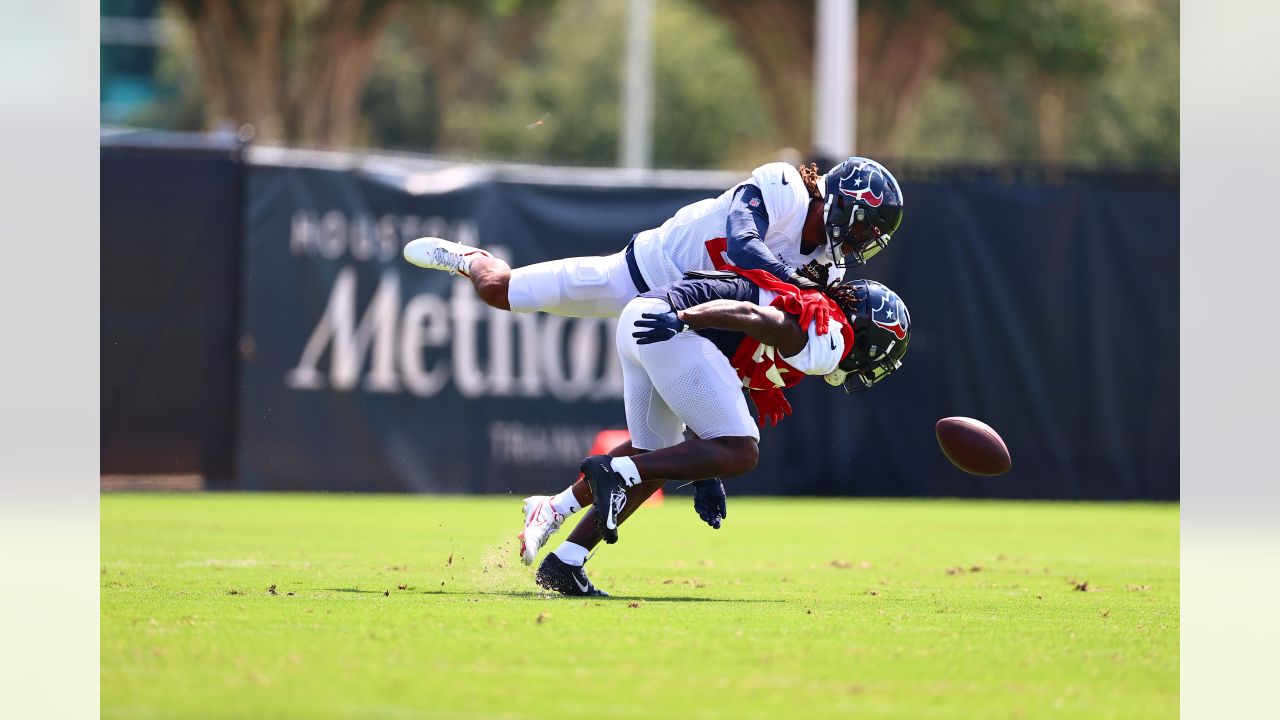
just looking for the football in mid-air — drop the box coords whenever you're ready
[935,417,1011,476]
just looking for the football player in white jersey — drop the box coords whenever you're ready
[402,157,904,318]
[402,157,904,564]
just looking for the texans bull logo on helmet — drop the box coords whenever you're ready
[838,161,887,209]
[821,156,904,268]
[871,293,908,341]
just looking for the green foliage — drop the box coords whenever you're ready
[355,25,438,149]
[139,0,1175,168]
[404,0,778,169]
[122,5,208,131]
[898,0,1177,167]
[102,494,1179,718]
[1068,0,1179,167]
[465,0,623,165]
[360,0,773,167]
[892,80,1007,164]
[949,0,1113,78]
[650,0,779,168]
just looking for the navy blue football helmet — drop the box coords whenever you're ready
[824,279,910,393]
[822,157,904,267]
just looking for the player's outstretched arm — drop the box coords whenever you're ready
[675,300,807,355]
[674,300,804,354]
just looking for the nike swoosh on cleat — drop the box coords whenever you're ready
[573,575,591,593]
[606,488,627,530]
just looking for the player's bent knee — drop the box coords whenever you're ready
[714,437,759,477]
[474,274,511,310]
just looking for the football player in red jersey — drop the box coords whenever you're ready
[529,263,912,596]
[402,158,906,575]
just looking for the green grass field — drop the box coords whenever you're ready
[102,494,1178,719]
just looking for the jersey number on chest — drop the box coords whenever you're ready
[704,237,730,270]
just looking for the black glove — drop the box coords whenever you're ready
[798,260,831,288]
[785,273,821,291]
[692,478,727,529]
[632,311,689,345]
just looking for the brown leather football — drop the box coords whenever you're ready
[935,417,1012,476]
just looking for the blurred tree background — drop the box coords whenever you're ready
[107,0,1177,170]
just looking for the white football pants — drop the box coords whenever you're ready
[507,251,640,318]
[615,297,759,451]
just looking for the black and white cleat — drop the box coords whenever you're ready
[535,553,608,597]
[579,454,628,544]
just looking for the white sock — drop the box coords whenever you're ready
[553,541,589,567]
[609,456,642,487]
[549,486,581,516]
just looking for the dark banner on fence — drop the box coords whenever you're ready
[773,176,1179,500]
[238,161,720,492]
[101,136,243,481]
[237,156,1178,499]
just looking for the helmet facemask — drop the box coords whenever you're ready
[820,279,910,393]
[825,200,894,267]
[821,158,905,267]
[822,344,905,394]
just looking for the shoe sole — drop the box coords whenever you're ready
[518,532,534,566]
[519,498,541,566]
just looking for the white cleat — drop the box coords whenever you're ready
[518,496,565,566]
[403,236,492,277]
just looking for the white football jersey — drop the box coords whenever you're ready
[629,162,844,289]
